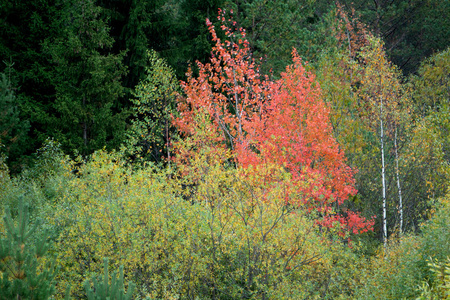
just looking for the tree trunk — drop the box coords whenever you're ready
[394,126,403,234]
[380,96,387,246]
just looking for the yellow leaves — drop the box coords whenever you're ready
[37,143,341,298]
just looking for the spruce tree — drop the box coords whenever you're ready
[0,61,30,171]
[45,0,128,156]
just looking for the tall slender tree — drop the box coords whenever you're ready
[0,61,29,169]
[125,50,179,165]
[356,37,408,242]
[45,0,128,155]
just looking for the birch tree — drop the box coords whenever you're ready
[356,37,408,244]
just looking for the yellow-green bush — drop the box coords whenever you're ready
[417,257,450,299]
[43,144,347,299]
[354,191,450,300]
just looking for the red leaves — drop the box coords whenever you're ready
[174,9,374,237]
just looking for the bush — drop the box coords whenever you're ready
[354,192,450,299]
[46,145,344,299]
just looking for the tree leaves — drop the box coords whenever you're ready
[174,10,373,238]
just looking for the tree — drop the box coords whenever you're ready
[174,9,267,149]
[412,47,450,158]
[0,201,58,299]
[337,0,450,74]
[125,50,179,165]
[45,0,128,156]
[403,47,450,217]
[0,61,29,170]
[225,0,331,75]
[0,0,59,164]
[175,10,373,237]
[318,4,434,240]
[354,36,412,243]
[84,258,136,300]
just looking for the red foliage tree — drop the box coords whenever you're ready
[174,9,374,236]
[174,9,268,148]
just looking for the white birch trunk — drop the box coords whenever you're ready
[394,126,403,234]
[380,96,387,247]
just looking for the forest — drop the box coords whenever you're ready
[1,0,450,299]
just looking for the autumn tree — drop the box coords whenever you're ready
[175,9,373,237]
[316,5,435,242]
[412,47,450,159]
[355,37,406,244]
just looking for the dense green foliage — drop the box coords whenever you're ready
[1,0,450,299]
[0,201,57,299]
[84,259,136,300]
[1,0,448,162]
[0,62,29,168]
[124,49,179,165]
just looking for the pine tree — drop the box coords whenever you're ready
[84,258,136,300]
[0,201,57,299]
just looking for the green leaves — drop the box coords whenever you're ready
[125,50,179,165]
[0,62,30,170]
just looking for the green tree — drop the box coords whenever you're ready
[0,61,29,170]
[84,258,135,300]
[99,0,179,89]
[125,50,179,165]
[229,0,334,75]
[399,47,450,229]
[412,47,450,155]
[338,0,450,74]
[0,201,58,299]
[45,0,128,156]
[105,0,228,81]
[0,0,58,165]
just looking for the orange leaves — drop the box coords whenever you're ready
[238,49,355,206]
[234,50,375,235]
[335,3,370,60]
[174,10,373,237]
[175,9,268,148]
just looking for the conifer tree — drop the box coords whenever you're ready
[0,61,30,171]
[45,0,128,156]
[84,258,136,300]
[0,201,57,299]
